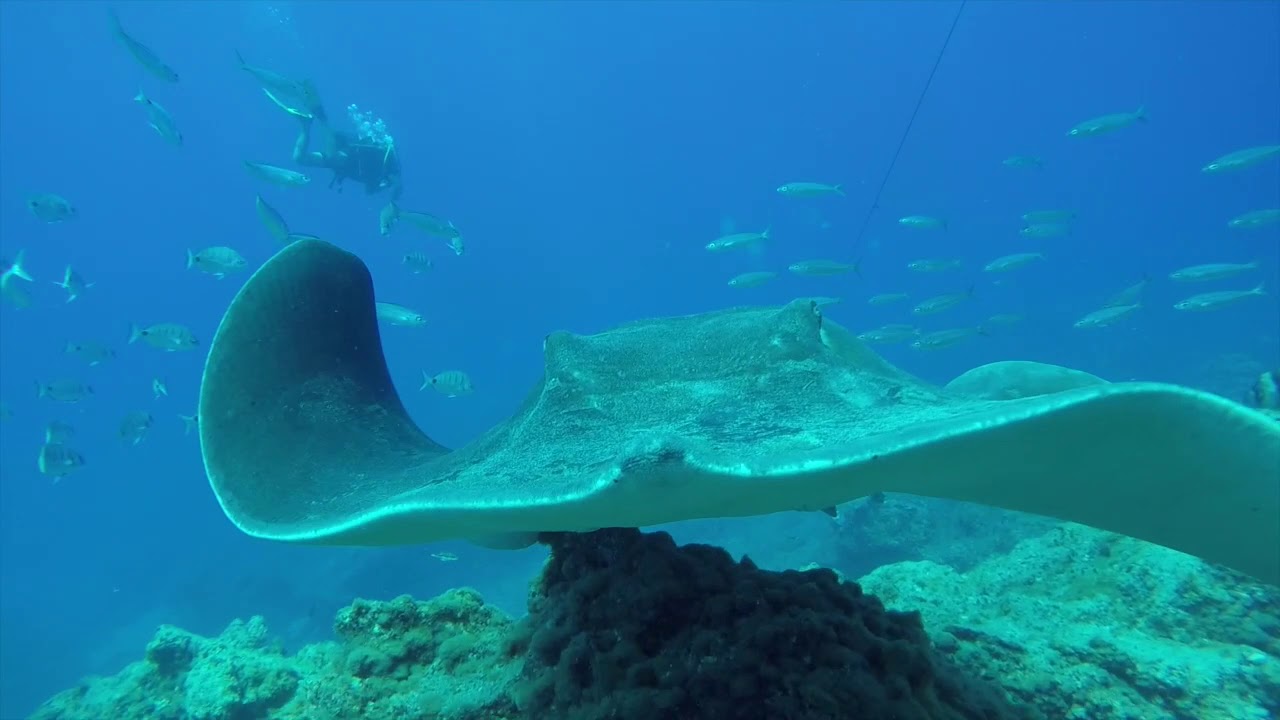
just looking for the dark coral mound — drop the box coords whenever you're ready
[509,528,1034,720]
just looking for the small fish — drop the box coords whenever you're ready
[1067,107,1146,138]
[119,411,154,446]
[402,252,433,273]
[706,229,769,252]
[448,237,466,257]
[728,271,778,288]
[867,293,909,306]
[804,296,842,309]
[1021,210,1075,225]
[36,379,93,403]
[234,51,318,114]
[187,246,248,278]
[907,258,961,273]
[38,443,85,480]
[431,551,459,562]
[1202,145,1280,174]
[912,288,975,315]
[133,91,182,145]
[243,161,310,188]
[1103,277,1150,308]
[399,209,461,240]
[984,252,1045,273]
[179,413,198,436]
[64,341,115,366]
[1074,304,1140,329]
[153,378,168,399]
[379,202,401,236]
[51,265,93,302]
[1173,284,1266,312]
[776,182,844,198]
[421,370,474,397]
[911,327,986,351]
[1249,369,1280,410]
[255,195,291,242]
[788,259,859,277]
[108,9,179,82]
[857,324,919,345]
[129,323,199,351]
[27,194,76,223]
[376,302,426,327]
[898,215,946,230]
[1002,155,1044,169]
[1228,209,1280,231]
[1019,223,1070,239]
[44,420,75,444]
[1168,261,1258,283]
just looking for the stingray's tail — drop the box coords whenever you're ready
[198,239,448,543]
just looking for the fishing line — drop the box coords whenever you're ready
[851,0,967,253]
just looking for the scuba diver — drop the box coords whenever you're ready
[291,104,403,200]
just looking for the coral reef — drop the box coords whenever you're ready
[507,528,1033,720]
[30,529,1034,720]
[30,589,518,720]
[859,523,1280,720]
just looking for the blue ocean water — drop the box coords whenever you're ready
[0,1,1277,716]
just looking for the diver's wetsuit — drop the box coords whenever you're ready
[293,118,402,200]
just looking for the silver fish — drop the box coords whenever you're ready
[375,302,426,327]
[129,323,199,351]
[38,443,85,480]
[911,327,985,350]
[907,258,961,273]
[1019,223,1069,239]
[984,253,1045,273]
[36,379,93,403]
[1067,107,1146,138]
[64,341,115,366]
[1228,209,1280,230]
[255,196,291,242]
[179,413,199,436]
[1202,145,1280,174]
[399,209,461,240]
[867,293,909,306]
[1021,210,1075,225]
[108,9,178,82]
[119,411,154,446]
[1103,277,1150,308]
[777,182,844,198]
[52,265,93,302]
[27,193,76,223]
[134,91,182,145]
[421,370,474,397]
[857,325,919,345]
[1168,261,1258,283]
[243,161,311,188]
[898,215,946,230]
[403,252,433,273]
[187,247,247,278]
[728,271,778,288]
[1173,284,1266,312]
[912,288,974,315]
[1074,304,1140,329]
[706,229,768,252]
[379,203,401,236]
[788,259,859,276]
[44,420,75,444]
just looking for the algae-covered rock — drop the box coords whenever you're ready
[508,527,1037,720]
[860,523,1280,720]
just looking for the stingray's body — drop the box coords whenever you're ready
[198,240,1280,585]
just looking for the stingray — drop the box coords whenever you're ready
[198,240,1280,585]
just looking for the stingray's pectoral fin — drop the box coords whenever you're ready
[198,239,448,544]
